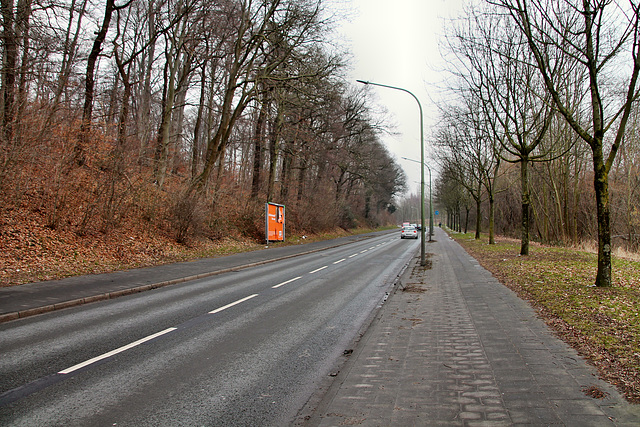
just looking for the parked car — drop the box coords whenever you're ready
[401,225,419,239]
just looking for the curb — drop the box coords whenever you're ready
[296,251,419,426]
[0,236,387,324]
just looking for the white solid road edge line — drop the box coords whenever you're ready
[209,294,259,314]
[59,327,178,374]
[272,276,302,289]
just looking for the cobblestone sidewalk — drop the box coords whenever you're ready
[303,228,640,426]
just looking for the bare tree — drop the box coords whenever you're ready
[0,0,32,172]
[479,20,555,255]
[79,0,133,162]
[1,0,19,145]
[492,0,640,286]
[153,0,192,188]
[442,7,508,244]
[192,0,328,194]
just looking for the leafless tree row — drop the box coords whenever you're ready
[0,0,406,242]
[436,0,640,287]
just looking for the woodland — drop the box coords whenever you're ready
[0,0,407,282]
[2,0,640,291]
[431,0,640,287]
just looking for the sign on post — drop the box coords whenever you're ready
[265,202,285,243]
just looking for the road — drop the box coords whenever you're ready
[0,231,418,426]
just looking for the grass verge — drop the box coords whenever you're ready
[450,231,640,403]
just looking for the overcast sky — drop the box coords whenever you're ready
[327,0,466,196]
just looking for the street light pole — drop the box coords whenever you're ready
[357,79,426,266]
[425,164,434,242]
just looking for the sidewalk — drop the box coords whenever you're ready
[0,230,393,323]
[303,227,640,426]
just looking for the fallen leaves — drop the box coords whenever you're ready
[402,285,427,293]
[0,204,263,287]
[583,385,610,399]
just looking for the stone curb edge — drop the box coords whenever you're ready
[295,251,419,426]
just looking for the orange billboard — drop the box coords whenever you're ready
[265,203,285,243]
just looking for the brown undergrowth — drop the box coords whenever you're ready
[0,200,379,287]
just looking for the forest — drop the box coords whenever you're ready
[429,0,640,287]
[0,0,406,260]
[2,0,640,290]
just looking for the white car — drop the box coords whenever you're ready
[401,226,419,239]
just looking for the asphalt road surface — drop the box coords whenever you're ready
[0,231,418,426]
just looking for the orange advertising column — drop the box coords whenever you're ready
[265,203,285,243]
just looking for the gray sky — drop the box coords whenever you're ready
[329,0,466,195]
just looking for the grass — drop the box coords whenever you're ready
[450,231,640,403]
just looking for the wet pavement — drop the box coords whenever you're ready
[301,228,640,426]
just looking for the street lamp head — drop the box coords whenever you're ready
[356,79,370,85]
[401,156,419,164]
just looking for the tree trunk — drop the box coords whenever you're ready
[474,196,481,239]
[488,193,495,244]
[592,143,612,287]
[465,205,471,234]
[81,0,115,152]
[114,49,131,154]
[267,107,282,201]
[474,180,482,239]
[15,0,31,139]
[139,0,155,164]
[170,52,192,173]
[191,64,206,179]
[154,57,175,188]
[279,145,290,202]
[296,159,306,206]
[192,58,246,194]
[1,0,17,145]
[251,94,268,199]
[520,157,530,255]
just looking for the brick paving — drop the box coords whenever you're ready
[304,228,640,426]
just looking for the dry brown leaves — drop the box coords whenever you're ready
[0,203,259,287]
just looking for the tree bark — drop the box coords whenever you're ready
[15,0,31,137]
[488,192,495,244]
[592,142,612,287]
[1,0,17,145]
[251,93,268,199]
[191,64,207,179]
[139,0,155,164]
[520,157,530,255]
[267,106,282,201]
[81,0,116,150]
[154,57,175,188]
[474,181,481,239]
